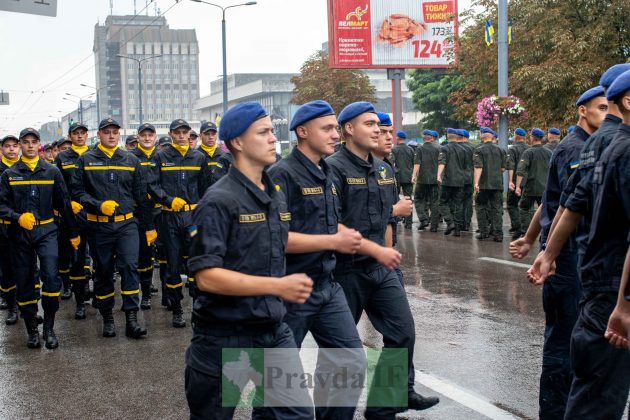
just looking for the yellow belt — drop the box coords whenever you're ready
[35,218,55,226]
[162,203,197,212]
[86,212,134,223]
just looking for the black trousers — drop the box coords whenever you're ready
[564,292,630,419]
[12,223,60,318]
[506,190,521,231]
[86,219,140,312]
[59,218,89,297]
[414,184,440,227]
[0,224,15,305]
[399,183,414,227]
[137,220,156,295]
[439,185,464,228]
[158,211,193,305]
[462,184,473,229]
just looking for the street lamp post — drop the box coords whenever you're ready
[191,0,257,115]
[81,83,116,123]
[117,54,162,126]
[64,93,94,124]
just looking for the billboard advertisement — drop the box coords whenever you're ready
[328,0,458,69]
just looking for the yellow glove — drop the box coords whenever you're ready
[18,213,36,231]
[100,200,119,216]
[146,230,158,246]
[70,236,81,250]
[170,197,187,212]
[71,201,83,215]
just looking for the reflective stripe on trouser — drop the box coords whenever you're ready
[439,186,464,227]
[11,223,61,318]
[86,219,140,311]
[506,190,521,231]
[414,184,440,226]
[158,211,191,305]
[475,189,503,237]
[0,225,16,300]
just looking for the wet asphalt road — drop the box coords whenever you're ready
[0,213,627,419]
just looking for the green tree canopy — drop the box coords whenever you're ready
[291,51,376,114]
[450,0,630,127]
[407,69,469,130]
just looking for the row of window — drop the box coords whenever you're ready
[129,42,198,56]
[126,61,198,70]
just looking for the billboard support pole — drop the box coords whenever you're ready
[387,68,405,134]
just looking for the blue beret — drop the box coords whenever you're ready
[480,127,493,134]
[568,125,576,133]
[337,101,376,126]
[576,86,605,107]
[219,102,268,142]
[446,128,457,135]
[397,131,407,139]
[599,64,630,89]
[461,130,470,138]
[422,129,432,136]
[606,68,630,101]
[548,127,560,135]
[531,128,545,139]
[514,128,526,137]
[430,130,439,138]
[290,100,335,131]
[377,112,392,126]
[491,130,498,138]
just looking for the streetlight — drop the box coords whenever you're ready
[65,92,94,124]
[191,0,257,114]
[80,83,116,122]
[117,54,162,125]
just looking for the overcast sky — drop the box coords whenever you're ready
[0,0,472,135]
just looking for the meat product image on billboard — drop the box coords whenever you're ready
[328,0,458,69]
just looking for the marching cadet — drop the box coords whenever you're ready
[188,130,199,149]
[391,130,414,229]
[197,121,224,182]
[0,135,20,325]
[54,122,92,318]
[437,128,467,236]
[124,135,138,151]
[528,70,630,419]
[544,127,561,152]
[0,128,80,349]
[507,128,529,239]
[129,123,160,310]
[157,136,172,150]
[268,100,366,418]
[185,102,314,419]
[459,129,475,232]
[43,143,54,163]
[211,148,233,183]
[57,137,72,153]
[326,102,439,418]
[514,128,552,236]
[148,119,211,328]
[70,118,155,339]
[412,130,440,232]
[473,127,506,241]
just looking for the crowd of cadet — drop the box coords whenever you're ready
[1,63,630,420]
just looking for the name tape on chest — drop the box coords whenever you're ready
[239,213,267,223]
[346,177,366,185]
[301,186,323,195]
[377,178,395,185]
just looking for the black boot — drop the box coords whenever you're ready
[444,223,455,235]
[476,233,490,240]
[429,224,438,232]
[74,286,86,320]
[408,391,440,410]
[5,299,18,325]
[101,309,116,338]
[125,310,147,339]
[150,283,159,294]
[453,227,461,237]
[172,303,186,328]
[140,284,151,310]
[42,313,59,350]
[24,317,40,349]
[0,296,7,310]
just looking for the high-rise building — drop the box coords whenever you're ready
[93,15,200,132]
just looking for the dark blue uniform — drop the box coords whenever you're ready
[269,147,365,419]
[326,145,417,418]
[562,124,630,419]
[0,159,17,317]
[537,126,589,419]
[186,167,312,420]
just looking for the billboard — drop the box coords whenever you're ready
[328,0,458,69]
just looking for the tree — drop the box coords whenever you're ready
[451,0,630,127]
[291,51,376,113]
[407,69,469,130]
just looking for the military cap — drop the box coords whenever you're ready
[568,125,576,133]
[606,68,630,101]
[137,123,156,134]
[98,118,121,130]
[430,130,439,138]
[1,134,18,145]
[19,127,40,140]
[490,130,498,138]
[548,127,561,135]
[200,121,218,133]
[44,143,54,151]
[290,100,335,131]
[599,64,630,89]
[219,102,268,142]
[125,135,138,145]
[514,128,527,137]
[480,127,493,134]
[397,131,407,139]
[170,119,191,131]
[158,136,172,146]
[68,122,88,134]
[337,102,376,126]
[446,128,458,135]
[50,140,58,148]
[422,129,433,136]
[377,112,392,126]
[575,86,605,107]
[531,128,545,139]
[58,137,72,146]
[461,130,470,138]
[190,130,199,138]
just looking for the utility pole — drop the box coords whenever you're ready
[497,0,508,150]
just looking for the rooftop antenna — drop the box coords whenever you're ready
[109,0,113,15]
[134,0,137,14]
[146,0,150,16]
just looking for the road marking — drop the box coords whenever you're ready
[415,370,519,419]
[478,257,531,269]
